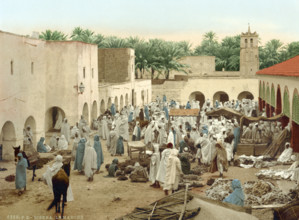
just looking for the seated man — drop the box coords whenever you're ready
[37,137,51,153]
[129,162,148,182]
[223,179,244,206]
[107,158,119,177]
[277,142,293,163]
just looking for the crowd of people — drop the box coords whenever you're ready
[14,94,299,208]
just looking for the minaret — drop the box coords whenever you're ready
[240,25,259,76]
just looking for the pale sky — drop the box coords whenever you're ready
[1,0,299,46]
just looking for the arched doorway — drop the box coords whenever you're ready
[213,91,229,106]
[107,98,112,111]
[258,81,262,112]
[262,81,266,110]
[114,96,119,111]
[270,84,275,116]
[237,91,254,100]
[134,92,137,107]
[125,93,129,106]
[24,116,37,147]
[189,91,205,108]
[45,106,66,132]
[282,87,290,128]
[266,84,271,117]
[291,89,299,152]
[120,95,124,110]
[100,99,105,114]
[276,85,282,115]
[91,101,97,121]
[0,121,16,161]
[82,103,89,125]
[141,90,145,106]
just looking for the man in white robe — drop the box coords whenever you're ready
[107,126,118,156]
[167,127,175,147]
[149,144,161,188]
[156,143,173,186]
[144,121,154,146]
[82,141,97,181]
[118,114,129,141]
[163,149,182,195]
[70,123,80,139]
[54,110,63,130]
[58,135,68,150]
[278,142,293,163]
[42,155,74,202]
[157,124,167,147]
[61,118,71,143]
[100,116,110,140]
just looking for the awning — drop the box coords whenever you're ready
[169,109,200,116]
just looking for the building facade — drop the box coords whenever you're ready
[257,55,299,153]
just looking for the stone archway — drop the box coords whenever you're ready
[107,98,112,111]
[237,91,254,100]
[213,91,229,106]
[189,91,205,108]
[114,96,119,111]
[0,121,16,161]
[125,94,129,106]
[100,99,105,114]
[45,106,66,132]
[24,116,37,147]
[120,95,124,110]
[91,101,98,121]
[82,103,89,125]
[276,85,282,115]
[291,89,299,152]
[141,90,145,106]
[282,87,290,128]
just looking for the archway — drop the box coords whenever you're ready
[0,121,16,161]
[125,93,129,106]
[262,81,266,110]
[114,96,119,111]
[100,99,105,114]
[189,91,205,108]
[270,84,275,116]
[259,81,262,112]
[291,89,299,152]
[82,103,89,125]
[213,91,229,106]
[266,84,271,117]
[134,92,137,107]
[91,101,98,121]
[120,95,124,110]
[141,90,145,106]
[276,85,282,115]
[107,98,112,111]
[24,116,37,147]
[282,87,290,128]
[45,106,66,132]
[237,91,254,100]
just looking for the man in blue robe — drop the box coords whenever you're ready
[15,153,28,195]
[223,179,245,206]
[163,95,167,102]
[116,136,124,156]
[128,111,134,122]
[186,101,191,109]
[37,137,49,153]
[144,105,150,121]
[93,135,104,172]
[111,103,116,116]
[107,158,118,177]
[233,123,241,155]
[163,106,169,120]
[74,138,86,172]
[132,122,141,141]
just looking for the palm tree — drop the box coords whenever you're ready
[39,30,67,41]
[259,39,284,68]
[103,36,128,48]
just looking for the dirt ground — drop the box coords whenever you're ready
[0,134,294,220]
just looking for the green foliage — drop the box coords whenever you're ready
[39,30,67,41]
[39,27,299,78]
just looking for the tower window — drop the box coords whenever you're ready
[83,67,86,78]
[245,39,248,48]
[31,62,34,74]
[10,60,13,75]
[250,38,253,47]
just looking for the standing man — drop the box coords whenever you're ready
[15,153,28,195]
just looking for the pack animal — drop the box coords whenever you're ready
[47,161,70,219]
[13,146,39,181]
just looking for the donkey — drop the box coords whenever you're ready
[13,146,39,181]
[47,161,70,219]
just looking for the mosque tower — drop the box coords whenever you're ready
[240,25,259,76]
